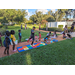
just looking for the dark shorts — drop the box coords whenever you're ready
[0,38,2,43]
[71,27,74,29]
[19,36,21,39]
[30,35,34,41]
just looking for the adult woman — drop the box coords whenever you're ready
[64,25,68,33]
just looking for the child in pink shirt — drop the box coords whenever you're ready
[35,34,38,42]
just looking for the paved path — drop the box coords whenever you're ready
[35,29,61,34]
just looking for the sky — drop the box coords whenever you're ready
[25,9,74,20]
[25,9,57,20]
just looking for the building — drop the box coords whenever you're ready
[47,21,73,28]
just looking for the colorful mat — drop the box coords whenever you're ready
[17,42,47,52]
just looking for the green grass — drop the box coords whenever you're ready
[1,25,72,65]
[1,25,60,45]
[0,38,75,65]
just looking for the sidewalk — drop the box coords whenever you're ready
[35,29,61,34]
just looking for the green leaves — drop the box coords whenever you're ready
[0,9,27,24]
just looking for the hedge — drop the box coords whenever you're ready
[0,28,6,35]
[0,24,3,28]
[40,27,62,32]
[58,25,63,29]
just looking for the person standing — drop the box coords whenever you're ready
[70,24,74,32]
[25,24,27,30]
[39,24,41,30]
[21,24,23,30]
[27,27,36,46]
[64,25,68,36]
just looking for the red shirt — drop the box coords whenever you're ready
[39,34,41,38]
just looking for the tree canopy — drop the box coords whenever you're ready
[0,9,27,23]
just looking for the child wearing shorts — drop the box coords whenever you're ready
[10,30,16,51]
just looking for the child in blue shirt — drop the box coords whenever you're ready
[18,30,22,43]
[3,31,10,55]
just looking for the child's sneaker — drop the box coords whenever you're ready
[13,49,17,52]
[27,39,29,42]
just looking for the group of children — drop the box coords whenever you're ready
[0,23,74,55]
[0,30,22,55]
[44,31,57,42]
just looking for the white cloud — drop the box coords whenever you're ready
[51,9,56,13]
[26,9,30,20]
[37,9,48,14]
[26,9,30,16]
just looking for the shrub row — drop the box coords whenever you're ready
[0,28,6,35]
[40,27,63,32]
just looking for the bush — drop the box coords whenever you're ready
[0,24,3,28]
[40,27,63,32]
[58,25,63,29]
[0,28,6,35]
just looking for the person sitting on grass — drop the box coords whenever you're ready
[0,32,3,47]
[44,32,51,41]
[3,31,10,55]
[18,30,22,43]
[10,30,16,52]
[51,31,57,38]
[35,34,38,42]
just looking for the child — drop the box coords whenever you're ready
[27,27,36,46]
[0,32,3,46]
[51,31,57,38]
[63,32,66,39]
[3,31,10,55]
[67,34,72,39]
[10,30,16,51]
[44,32,51,41]
[39,32,41,41]
[35,34,38,42]
[18,30,22,42]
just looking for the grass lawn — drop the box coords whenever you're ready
[0,38,75,65]
[1,25,48,45]
[0,25,74,65]
[1,25,60,45]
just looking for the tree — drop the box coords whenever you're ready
[14,9,27,24]
[57,9,68,21]
[29,14,37,23]
[0,9,27,24]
